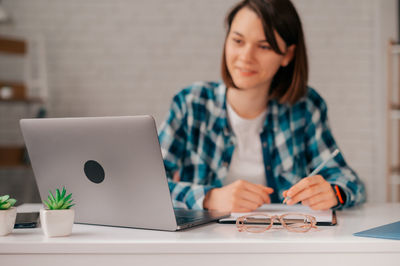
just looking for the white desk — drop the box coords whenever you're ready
[1,203,400,266]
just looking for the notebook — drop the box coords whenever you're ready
[353,221,400,240]
[219,203,337,226]
[20,115,229,231]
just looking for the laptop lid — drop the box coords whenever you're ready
[20,116,179,231]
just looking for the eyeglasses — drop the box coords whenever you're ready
[236,213,317,233]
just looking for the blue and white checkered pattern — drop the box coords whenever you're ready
[159,81,366,210]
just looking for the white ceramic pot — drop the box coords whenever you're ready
[0,207,17,236]
[40,208,75,237]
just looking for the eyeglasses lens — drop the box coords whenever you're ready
[241,214,271,233]
[281,214,313,232]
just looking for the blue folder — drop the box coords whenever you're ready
[353,221,400,240]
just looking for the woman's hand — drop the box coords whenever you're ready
[203,180,274,212]
[282,175,338,210]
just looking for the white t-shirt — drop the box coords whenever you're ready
[224,103,267,186]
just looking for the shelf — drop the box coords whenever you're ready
[0,81,26,100]
[0,98,43,104]
[0,35,47,103]
[0,35,46,176]
[390,166,400,174]
[389,173,400,185]
[387,40,400,202]
[391,104,400,110]
[0,81,43,103]
[0,36,26,55]
[0,146,28,167]
[388,167,400,186]
[0,165,31,170]
[391,109,400,120]
[389,40,400,54]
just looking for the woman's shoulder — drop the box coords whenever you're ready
[294,86,328,113]
[176,81,224,97]
[172,81,226,106]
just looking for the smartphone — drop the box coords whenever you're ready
[14,212,39,228]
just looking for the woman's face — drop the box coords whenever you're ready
[225,7,294,93]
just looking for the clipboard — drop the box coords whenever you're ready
[218,203,337,226]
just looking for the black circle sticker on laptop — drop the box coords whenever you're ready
[84,160,105,184]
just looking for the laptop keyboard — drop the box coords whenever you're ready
[174,209,213,225]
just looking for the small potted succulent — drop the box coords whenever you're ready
[0,195,17,236]
[40,187,75,237]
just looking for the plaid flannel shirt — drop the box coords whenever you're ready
[159,81,366,210]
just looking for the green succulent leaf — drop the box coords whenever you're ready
[61,201,73,209]
[0,202,10,209]
[64,193,72,202]
[7,198,16,207]
[56,199,64,209]
[0,195,10,203]
[48,190,56,202]
[56,189,60,202]
[61,187,66,199]
[43,188,74,210]
[0,195,17,210]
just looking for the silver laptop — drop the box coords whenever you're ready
[20,116,229,231]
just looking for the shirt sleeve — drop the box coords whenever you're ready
[304,92,366,209]
[158,92,216,210]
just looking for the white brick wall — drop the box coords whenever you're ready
[0,0,396,203]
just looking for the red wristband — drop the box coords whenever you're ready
[334,185,344,204]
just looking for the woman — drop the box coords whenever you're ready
[159,0,365,212]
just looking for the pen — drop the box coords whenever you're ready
[283,148,340,204]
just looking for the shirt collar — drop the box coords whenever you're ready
[206,82,231,136]
[209,82,291,135]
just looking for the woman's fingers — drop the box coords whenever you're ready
[287,184,325,204]
[257,184,274,194]
[286,175,323,198]
[284,175,338,209]
[230,180,274,211]
[309,198,337,210]
[236,189,264,207]
[232,197,261,212]
[203,180,275,212]
[286,175,326,204]
[242,181,273,204]
[301,192,331,206]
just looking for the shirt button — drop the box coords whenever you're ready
[266,166,271,171]
[222,162,228,168]
[263,142,267,148]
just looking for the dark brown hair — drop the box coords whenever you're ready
[221,0,308,105]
